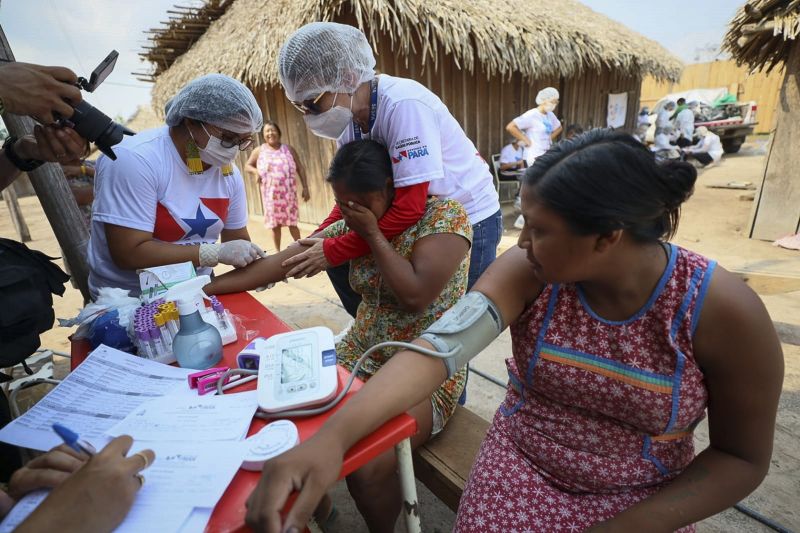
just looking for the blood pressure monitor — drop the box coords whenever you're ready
[255,327,338,413]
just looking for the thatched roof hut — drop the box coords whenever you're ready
[723,1,800,240]
[143,0,681,224]
[723,0,800,73]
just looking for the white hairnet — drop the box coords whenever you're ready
[164,74,262,134]
[278,22,376,102]
[535,87,560,105]
[695,126,709,137]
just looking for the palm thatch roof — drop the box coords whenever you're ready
[149,0,682,112]
[724,0,800,73]
[136,0,235,82]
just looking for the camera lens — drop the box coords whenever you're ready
[69,100,133,160]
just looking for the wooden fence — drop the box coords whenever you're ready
[640,60,783,135]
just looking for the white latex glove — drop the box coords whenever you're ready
[199,240,267,268]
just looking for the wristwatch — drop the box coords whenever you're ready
[3,136,44,171]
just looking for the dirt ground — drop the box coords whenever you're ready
[1,139,798,532]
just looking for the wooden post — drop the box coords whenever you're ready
[2,185,31,242]
[749,43,800,240]
[0,25,91,301]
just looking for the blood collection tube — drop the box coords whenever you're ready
[136,328,154,359]
[167,307,179,336]
[149,326,165,357]
[154,313,172,350]
[210,298,228,330]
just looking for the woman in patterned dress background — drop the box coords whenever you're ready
[247,130,784,533]
[245,120,310,251]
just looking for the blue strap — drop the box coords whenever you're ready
[525,284,560,388]
[690,261,717,335]
[500,371,526,416]
[641,435,670,475]
[353,77,379,140]
[670,266,704,340]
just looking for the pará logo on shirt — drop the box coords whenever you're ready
[392,145,429,164]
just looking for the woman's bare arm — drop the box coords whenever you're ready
[204,242,312,295]
[244,146,260,177]
[245,247,543,533]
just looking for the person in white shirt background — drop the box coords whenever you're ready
[498,138,525,179]
[683,126,723,168]
[87,74,266,298]
[506,87,563,230]
[505,87,563,167]
[656,100,675,136]
[674,101,697,148]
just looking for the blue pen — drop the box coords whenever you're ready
[52,423,97,456]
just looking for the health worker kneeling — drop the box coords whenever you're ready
[87,74,265,297]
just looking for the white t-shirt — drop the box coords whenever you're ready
[88,126,248,295]
[512,108,562,165]
[688,133,723,162]
[656,108,673,129]
[675,108,695,139]
[499,143,524,165]
[337,75,499,225]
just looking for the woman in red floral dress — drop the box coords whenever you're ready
[246,130,784,533]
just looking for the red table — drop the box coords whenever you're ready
[72,292,419,533]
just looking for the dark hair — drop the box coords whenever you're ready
[565,124,584,137]
[263,120,281,137]
[326,140,392,193]
[677,97,686,105]
[523,129,696,242]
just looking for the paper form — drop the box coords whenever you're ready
[0,441,245,533]
[0,490,48,533]
[177,508,213,533]
[108,391,258,442]
[0,345,194,451]
[128,441,247,508]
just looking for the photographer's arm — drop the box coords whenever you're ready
[1,128,88,191]
[0,63,82,123]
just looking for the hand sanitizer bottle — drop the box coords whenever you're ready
[164,276,223,369]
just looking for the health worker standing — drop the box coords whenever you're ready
[87,74,266,297]
[506,87,563,166]
[277,22,502,314]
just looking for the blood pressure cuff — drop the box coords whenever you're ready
[419,292,505,378]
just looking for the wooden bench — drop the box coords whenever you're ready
[413,405,490,512]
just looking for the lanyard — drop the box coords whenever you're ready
[353,77,379,140]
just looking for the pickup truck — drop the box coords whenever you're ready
[693,101,758,153]
[645,89,758,154]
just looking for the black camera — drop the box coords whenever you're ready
[62,51,134,160]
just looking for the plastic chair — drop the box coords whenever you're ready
[490,154,501,193]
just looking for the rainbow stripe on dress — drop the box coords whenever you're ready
[538,344,673,394]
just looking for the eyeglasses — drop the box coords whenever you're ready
[288,92,326,116]
[205,123,254,150]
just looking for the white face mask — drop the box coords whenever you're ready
[198,124,239,167]
[304,94,353,140]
